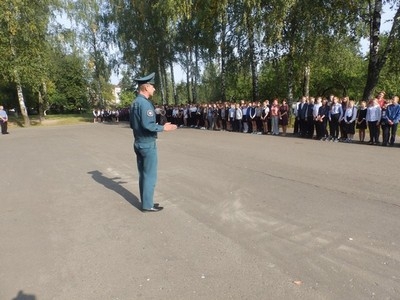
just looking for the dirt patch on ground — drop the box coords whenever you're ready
[39,119,60,125]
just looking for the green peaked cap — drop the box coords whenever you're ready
[134,72,155,85]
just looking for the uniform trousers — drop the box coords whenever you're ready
[368,121,379,143]
[306,116,314,138]
[0,120,7,134]
[134,141,158,210]
[318,119,328,138]
[271,116,279,135]
[381,123,390,145]
[293,117,299,134]
[299,118,306,136]
[389,123,398,145]
[329,114,340,139]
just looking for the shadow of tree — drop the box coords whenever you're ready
[12,290,36,300]
[87,170,141,211]
[8,116,24,127]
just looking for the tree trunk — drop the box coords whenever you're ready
[90,28,104,108]
[220,13,227,102]
[247,13,258,102]
[192,44,199,104]
[303,64,311,98]
[42,81,49,116]
[38,90,44,123]
[186,71,191,103]
[185,48,192,103]
[363,0,382,100]
[38,81,48,122]
[162,63,169,105]
[16,77,30,127]
[362,1,400,100]
[169,61,178,105]
[10,33,30,126]
[157,58,166,105]
[287,49,295,103]
[287,68,294,102]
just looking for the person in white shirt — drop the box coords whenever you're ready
[292,100,300,135]
[313,97,322,139]
[328,97,343,142]
[366,98,382,145]
[343,100,358,142]
[189,104,197,127]
[92,109,99,123]
[228,103,236,131]
[234,103,243,132]
[0,105,9,134]
[172,107,179,124]
[182,105,189,127]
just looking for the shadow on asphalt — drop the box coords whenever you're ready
[96,121,131,128]
[87,170,141,211]
[12,290,36,300]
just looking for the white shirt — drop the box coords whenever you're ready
[366,105,381,122]
[344,107,357,123]
[313,103,322,118]
[235,108,243,120]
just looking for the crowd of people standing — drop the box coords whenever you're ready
[154,91,400,147]
[92,108,121,123]
[156,99,290,136]
[293,92,400,146]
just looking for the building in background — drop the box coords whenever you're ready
[113,85,121,105]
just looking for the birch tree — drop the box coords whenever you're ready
[363,0,400,100]
[0,0,57,126]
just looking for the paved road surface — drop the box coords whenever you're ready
[1,123,399,299]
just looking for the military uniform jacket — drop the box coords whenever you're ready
[130,94,164,143]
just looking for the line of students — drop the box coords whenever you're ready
[156,92,400,146]
[92,108,120,123]
[159,99,290,136]
[293,93,400,146]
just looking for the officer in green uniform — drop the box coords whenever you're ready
[130,72,177,212]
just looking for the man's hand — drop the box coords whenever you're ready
[163,122,177,131]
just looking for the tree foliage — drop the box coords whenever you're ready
[1,0,399,122]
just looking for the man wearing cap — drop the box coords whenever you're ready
[130,72,177,212]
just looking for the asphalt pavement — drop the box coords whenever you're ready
[1,123,399,300]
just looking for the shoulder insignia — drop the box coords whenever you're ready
[147,110,154,117]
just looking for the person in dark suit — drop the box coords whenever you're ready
[306,97,315,138]
[297,96,307,137]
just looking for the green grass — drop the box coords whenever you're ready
[8,113,93,128]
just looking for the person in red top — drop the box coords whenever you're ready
[270,99,280,135]
[377,91,386,108]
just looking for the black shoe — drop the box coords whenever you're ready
[141,206,164,212]
[153,203,160,208]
